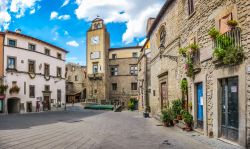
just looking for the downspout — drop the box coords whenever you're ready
[205,73,208,136]
[145,54,148,111]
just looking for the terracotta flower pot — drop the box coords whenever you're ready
[177,115,182,120]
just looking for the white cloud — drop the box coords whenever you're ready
[58,15,70,20]
[50,11,58,20]
[50,11,70,20]
[10,0,40,18]
[139,38,147,46]
[30,9,36,14]
[61,0,70,7]
[0,0,11,30]
[75,0,164,44]
[66,41,79,47]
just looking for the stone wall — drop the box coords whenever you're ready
[149,0,250,147]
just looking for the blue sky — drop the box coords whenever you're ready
[0,0,165,66]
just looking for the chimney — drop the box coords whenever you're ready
[15,29,22,33]
[146,18,155,35]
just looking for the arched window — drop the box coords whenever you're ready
[158,25,166,47]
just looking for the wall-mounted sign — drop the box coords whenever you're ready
[90,51,101,60]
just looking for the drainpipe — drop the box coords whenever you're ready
[205,73,208,136]
[144,54,148,111]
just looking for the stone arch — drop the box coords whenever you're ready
[7,97,20,114]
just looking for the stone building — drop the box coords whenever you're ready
[86,17,140,106]
[138,39,151,112]
[109,46,141,106]
[66,63,87,103]
[146,0,250,147]
[0,30,67,114]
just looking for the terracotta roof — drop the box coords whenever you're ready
[109,46,142,51]
[5,30,69,53]
[147,0,174,38]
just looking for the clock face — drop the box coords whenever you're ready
[91,36,100,45]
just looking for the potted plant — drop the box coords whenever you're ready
[208,28,220,39]
[227,20,238,28]
[181,110,193,131]
[0,85,8,95]
[189,43,199,53]
[9,86,20,95]
[161,109,173,127]
[143,106,151,118]
[171,99,183,122]
[128,98,136,111]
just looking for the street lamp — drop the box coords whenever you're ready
[158,44,178,62]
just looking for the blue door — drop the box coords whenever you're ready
[197,83,203,129]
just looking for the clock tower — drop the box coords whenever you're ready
[86,17,110,102]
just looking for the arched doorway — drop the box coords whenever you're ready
[7,98,20,113]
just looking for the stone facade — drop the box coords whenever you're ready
[86,18,110,103]
[86,18,140,106]
[138,39,151,112]
[147,0,250,147]
[109,47,140,106]
[66,63,87,103]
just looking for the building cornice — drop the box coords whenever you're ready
[4,45,66,62]
[5,31,69,53]
[109,46,142,51]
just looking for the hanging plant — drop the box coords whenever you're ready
[227,20,238,28]
[0,85,8,95]
[189,43,199,53]
[178,48,187,57]
[185,56,194,77]
[9,86,20,94]
[180,79,188,93]
[208,28,220,39]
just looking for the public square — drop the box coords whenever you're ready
[0,105,242,149]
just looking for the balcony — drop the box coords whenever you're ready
[213,27,244,66]
[88,73,102,80]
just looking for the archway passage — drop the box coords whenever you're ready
[7,98,20,113]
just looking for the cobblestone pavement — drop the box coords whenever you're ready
[0,105,243,149]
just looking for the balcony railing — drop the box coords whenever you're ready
[214,27,242,49]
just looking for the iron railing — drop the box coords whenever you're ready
[214,27,242,49]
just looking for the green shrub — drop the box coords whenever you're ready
[227,20,238,27]
[128,98,136,111]
[183,112,193,125]
[213,47,226,60]
[161,108,174,122]
[179,48,187,56]
[180,79,188,93]
[171,99,183,118]
[208,28,220,38]
[186,57,194,77]
[189,43,199,53]
[223,46,244,65]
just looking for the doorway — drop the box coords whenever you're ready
[160,82,167,110]
[196,83,203,129]
[26,102,32,112]
[43,96,50,111]
[7,98,20,113]
[220,77,239,142]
